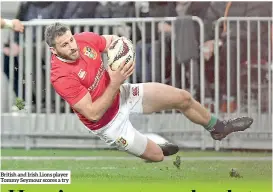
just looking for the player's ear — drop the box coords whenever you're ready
[49,47,57,55]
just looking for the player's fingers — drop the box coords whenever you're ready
[126,60,135,72]
[125,64,135,77]
[120,60,133,74]
[117,60,126,71]
[125,68,134,78]
[124,60,134,71]
[130,60,135,69]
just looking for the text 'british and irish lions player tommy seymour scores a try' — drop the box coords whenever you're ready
[46,22,253,162]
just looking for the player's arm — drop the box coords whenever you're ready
[73,83,119,122]
[53,75,120,122]
[83,59,135,121]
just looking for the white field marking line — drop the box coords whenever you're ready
[1,156,272,161]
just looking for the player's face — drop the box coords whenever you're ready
[52,30,79,61]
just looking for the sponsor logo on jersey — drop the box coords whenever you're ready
[132,86,139,96]
[78,69,87,80]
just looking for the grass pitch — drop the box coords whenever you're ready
[1,149,272,192]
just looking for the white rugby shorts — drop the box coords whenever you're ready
[90,83,148,156]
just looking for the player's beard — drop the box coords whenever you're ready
[56,49,79,61]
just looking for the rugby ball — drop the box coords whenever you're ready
[107,37,135,71]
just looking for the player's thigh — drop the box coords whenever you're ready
[140,138,164,162]
[142,82,191,114]
[94,114,147,156]
[120,83,144,114]
[116,121,148,157]
[96,117,162,160]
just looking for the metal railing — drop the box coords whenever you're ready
[213,17,272,150]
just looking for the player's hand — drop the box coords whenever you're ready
[12,19,24,33]
[108,59,135,88]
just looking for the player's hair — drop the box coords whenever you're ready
[44,22,70,47]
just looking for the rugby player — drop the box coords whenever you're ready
[46,22,253,162]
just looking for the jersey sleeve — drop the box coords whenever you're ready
[82,32,106,52]
[52,74,88,106]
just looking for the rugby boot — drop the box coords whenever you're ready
[158,142,179,156]
[210,116,253,140]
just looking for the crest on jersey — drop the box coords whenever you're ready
[115,137,128,148]
[83,46,97,59]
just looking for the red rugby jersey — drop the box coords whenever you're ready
[51,32,120,130]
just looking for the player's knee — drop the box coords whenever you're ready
[150,146,164,162]
[141,140,164,162]
[154,151,164,162]
[145,149,164,162]
[178,89,193,110]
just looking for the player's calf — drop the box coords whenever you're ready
[140,139,164,162]
[118,124,165,162]
[140,140,179,162]
[172,89,253,140]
